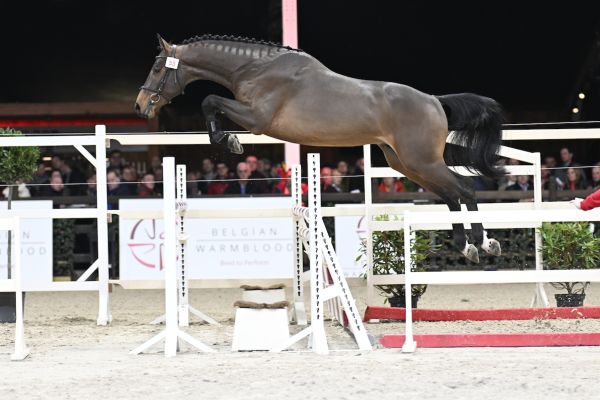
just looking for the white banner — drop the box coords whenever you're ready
[334,205,368,277]
[0,201,53,286]
[119,197,294,280]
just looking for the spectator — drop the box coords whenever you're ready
[258,158,276,191]
[245,155,268,193]
[86,174,97,197]
[198,158,217,193]
[153,167,163,195]
[208,162,231,194]
[121,166,139,196]
[187,170,200,197]
[108,150,125,173]
[497,158,519,190]
[541,162,557,190]
[225,162,262,195]
[557,147,587,188]
[60,159,86,195]
[137,173,156,197]
[150,156,161,174]
[48,170,67,197]
[565,167,586,191]
[588,164,600,190]
[378,177,405,193]
[572,188,600,210]
[506,175,532,191]
[544,156,557,176]
[336,161,350,192]
[328,170,345,193]
[348,158,365,193]
[320,167,333,192]
[28,160,50,196]
[107,170,128,196]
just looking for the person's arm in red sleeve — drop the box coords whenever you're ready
[572,188,600,211]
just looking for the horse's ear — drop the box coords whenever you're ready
[156,33,170,51]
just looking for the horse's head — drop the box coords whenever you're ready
[135,34,187,119]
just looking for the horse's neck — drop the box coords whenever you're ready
[182,40,285,90]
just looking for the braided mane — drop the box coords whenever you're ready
[180,34,302,52]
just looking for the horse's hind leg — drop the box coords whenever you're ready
[450,172,501,256]
[202,95,263,154]
[378,144,480,263]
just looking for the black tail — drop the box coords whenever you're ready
[437,93,506,179]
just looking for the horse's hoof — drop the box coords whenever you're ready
[482,238,501,256]
[462,243,479,263]
[209,130,228,145]
[227,134,244,154]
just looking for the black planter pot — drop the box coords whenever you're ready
[388,295,420,308]
[0,292,25,323]
[555,293,585,307]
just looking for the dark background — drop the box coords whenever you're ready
[6,1,600,122]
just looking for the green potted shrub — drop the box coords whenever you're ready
[0,128,40,322]
[538,222,600,307]
[358,215,440,308]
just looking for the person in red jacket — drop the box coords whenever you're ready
[571,189,600,210]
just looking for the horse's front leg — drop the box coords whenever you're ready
[202,95,264,155]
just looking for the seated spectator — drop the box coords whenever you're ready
[137,173,156,197]
[48,170,67,197]
[187,170,200,197]
[86,174,97,197]
[506,175,532,191]
[378,177,405,193]
[60,159,86,195]
[348,158,365,193]
[321,167,333,192]
[198,158,217,194]
[245,155,268,193]
[208,162,231,194]
[588,164,600,190]
[557,147,587,188]
[497,158,519,190]
[120,166,139,196]
[565,167,587,191]
[153,167,163,195]
[336,161,350,192]
[28,160,50,196]
[107,170,128,195]
[225,162,262,195]
[328,170,345,193]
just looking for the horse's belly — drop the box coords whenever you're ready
[268,101,380,147]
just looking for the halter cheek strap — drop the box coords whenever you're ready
[140,44,185,104]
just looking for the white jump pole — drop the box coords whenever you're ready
[10,217,29,361]
[131,157,214,356]
[401,211,417,353]
[95,125,111,325]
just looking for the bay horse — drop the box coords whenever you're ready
[136,34,506,263]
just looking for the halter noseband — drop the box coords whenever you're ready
[140,44,185,104]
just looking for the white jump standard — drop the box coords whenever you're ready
[131,157,214,356]
[273,153,372,354]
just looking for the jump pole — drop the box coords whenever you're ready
[131,157,214,356]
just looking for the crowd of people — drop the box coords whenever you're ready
[1,145,599,203]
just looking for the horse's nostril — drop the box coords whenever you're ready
[135,103,141,113]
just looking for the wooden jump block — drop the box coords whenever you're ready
[231,300,290,351]
[240,284,287,304]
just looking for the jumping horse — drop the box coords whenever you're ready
[136,34,506,262]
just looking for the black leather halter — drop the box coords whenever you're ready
[140,45,185,104]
